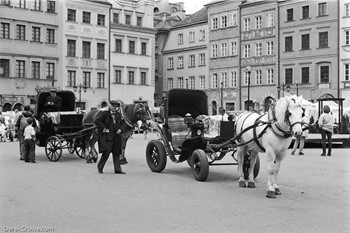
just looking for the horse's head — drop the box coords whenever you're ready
[282,95,304,138]
[134,103,152,124]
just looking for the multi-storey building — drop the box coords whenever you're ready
[0,0,60,111]
[162,7,209,108]
[109,0,156,107]
[279,0,339,103]
[61,0,111,111]
[340,0,350,106]
[206,0,241,115]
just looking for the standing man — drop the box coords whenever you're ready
[94,100,125,174]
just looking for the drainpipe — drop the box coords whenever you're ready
[108,6,112,101]
[238,3,242,110]
[277,1,280,100]
[337,0,340,100]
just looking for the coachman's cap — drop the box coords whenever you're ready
[109,100,120,107]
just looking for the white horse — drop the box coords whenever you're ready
[235,95,304,198]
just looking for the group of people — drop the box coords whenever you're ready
[0,112,15,142]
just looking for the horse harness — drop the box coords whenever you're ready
[120,104,150,129]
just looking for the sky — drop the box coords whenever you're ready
[169,0,213,14]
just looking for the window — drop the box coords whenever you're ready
[115,39,122,53]
[113,13,119,24]
[287,9,294,21]
[83,71,91,87]
[46,62,54,79]
[212,73,218,88]
[47,0,55,13]
[31,61,40,79]
[178,56,184,68]
[301,67,309,84]
[221,43,227,57]
[83,12,91,24]
[221,15,227,28]
[67,39,76,57]
[320,66,329,83]
[301,34,310,50]
[285,36,293,52]
[189,55,195,67]
[189,31,195,43]
[19,0,26,8]
[114,70,122,84]
[318,2,327,16]
[212,44,218,58]
[140,72,147,85]
[267,69,274,84]
[141,42,147,55]
[137,16,142,26]
[0,59,10,77]
[267,13,274,27]
[302,5,309,19]
[345,64,349,81]
[178,33,183,44]
[97,43,105,59]
[319,32,328,48]
[221,72,228,87]
[346,30,349,45]
[199,29,205,41]
[255,43,262,56]
[125,15,131,25]
[32,27,40,42]
[228,12,237,26]
[212,17,218,30]
[0,23,10,39]
[244,45,250,58]
[189,76,195,89]
[67,9,76,22]
[47,29,55,44]
[285,68,293,84]
[255,16,262,29]
[230,41,237,55]
[32,0,41,11]
[230,71,237,87]
[255,70,262,85]
[226,103,235,111]
[128,41,135,54]
[346,4,350,17]
[16,24,26,40]
[168,78,173,90]
[82,41,91,58]
[97,73,105,88]
[243,18,250,31]
[178,77,184,89]
[200,76,205,89]
[267,41,274,55]
[67,70,76,87]
[16,60,25,78]
[199,54,205,66]
[244,72,249,86]
[97,14,105,26]
[168,58,173,69]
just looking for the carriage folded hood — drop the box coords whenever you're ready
[167,89,208,118]
[35,90,77,116]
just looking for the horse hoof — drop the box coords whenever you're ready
[275,188,282,195]
[86,159,92,163]
[247,181,255,188]
[92,158,97,163]
[239,181,246,188]
[266,190,276,198]
[120,158,128,165]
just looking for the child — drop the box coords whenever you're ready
[23,118,36,163]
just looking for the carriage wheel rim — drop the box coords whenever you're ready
[151,148,159,166]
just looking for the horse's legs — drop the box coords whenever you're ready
[266,149,277,198]
[237,146,246,187]
[90,133,98,163]
[272,152,287,195]
[247,150,258,188]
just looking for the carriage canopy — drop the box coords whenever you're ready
[35,90,76,116]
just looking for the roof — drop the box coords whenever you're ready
[173,7,208,28]
[86,0,112,6]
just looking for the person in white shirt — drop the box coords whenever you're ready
[23,118,36,163]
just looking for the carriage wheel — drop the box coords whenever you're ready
[191,149,209,181]
[146,140,167,173]
[45,136,62,162]
[243,154,260,180]
[187,156,192,167]
[74,137,85,159]
[68,140,75,154]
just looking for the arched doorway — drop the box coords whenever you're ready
[2,103,12,112]
[101,101,107,108]
[212,101,217,115]
[264,97,275,112]
[244,100,254,111]
[13,103,23,111]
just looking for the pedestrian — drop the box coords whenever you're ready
[6,119,15,142]
[13,109,20,139]
[0,120,6,142]
[291,111,309,155]
[15,105,37,160]
[318,105,334,156]
[23,118,36,163]
[141,121,150,139]
[94,100,125,174]
[219,107,228,121]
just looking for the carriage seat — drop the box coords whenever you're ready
[43,111,80,125]
[167,116,190,147]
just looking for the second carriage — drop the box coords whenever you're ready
[146,89,260,181]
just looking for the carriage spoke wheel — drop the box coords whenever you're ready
[74,137,85,159]
[45,136,62,162]
[146,140,167,173]
[191,149,209,181]
[67,140,75,154]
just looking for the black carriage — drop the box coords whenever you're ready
[35,90,94,161]
[146,89,260,181]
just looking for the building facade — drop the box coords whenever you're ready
[340,0,350,106]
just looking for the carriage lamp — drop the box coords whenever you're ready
[73,83,87,109]
[184,113,193,126]
[277,83,291,98]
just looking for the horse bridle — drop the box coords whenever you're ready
[121,104,151,128]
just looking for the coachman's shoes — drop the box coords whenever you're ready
[115,170,126,174]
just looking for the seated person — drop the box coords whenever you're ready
[45,90,62,112]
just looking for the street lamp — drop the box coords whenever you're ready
[245,66,252,110]
[73,83,87,109]
[295,80,299,96]
[220,81,224,108]
[277,83,290,98]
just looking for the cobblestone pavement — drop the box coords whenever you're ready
[0,133,349,233]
